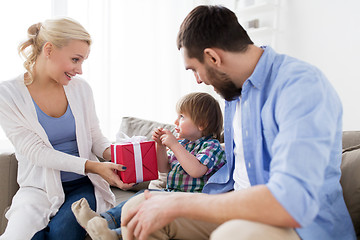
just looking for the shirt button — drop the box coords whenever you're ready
[248,162,251,168]
[245,130,248,137]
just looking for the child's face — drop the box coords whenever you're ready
[174,112,202,141]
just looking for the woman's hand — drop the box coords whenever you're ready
[85,160,135,190]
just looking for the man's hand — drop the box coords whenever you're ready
[122,190,178,240]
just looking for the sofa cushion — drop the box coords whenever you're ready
[118,116,176,140]
[0,153,19,235]
[341,144,360,236]
[342,131,360,150]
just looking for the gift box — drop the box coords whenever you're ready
[111,140,158,183]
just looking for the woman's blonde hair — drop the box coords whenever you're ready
[18,18,91,85]
[176,92,223,141]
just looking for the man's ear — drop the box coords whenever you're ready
[204,48,221,67]
[43,42,53,58]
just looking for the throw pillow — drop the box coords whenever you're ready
[119,116,176,140]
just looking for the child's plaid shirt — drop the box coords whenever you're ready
[166,135,226,192]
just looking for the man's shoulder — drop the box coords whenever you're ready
[273,53,325,84]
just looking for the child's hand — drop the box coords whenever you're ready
[159,129,178,148]
[152,127,165,145]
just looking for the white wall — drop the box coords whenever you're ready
[0,0,51,152]
[275,0,360,130]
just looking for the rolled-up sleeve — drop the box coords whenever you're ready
[265,69,342,227]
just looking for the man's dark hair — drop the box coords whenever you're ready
[177,5,253,62]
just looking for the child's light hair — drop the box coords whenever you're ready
[18,17,91,85]
[176,92,223,140]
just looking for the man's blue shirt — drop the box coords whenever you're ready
[203,46,355,239]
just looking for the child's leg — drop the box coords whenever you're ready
[86,216,119,240]
[73,189,147,239]
[73,189,157,239]
[100,197,128,230]
[71,197,99,229]
[72,198,120,240]
[100,189,146,230]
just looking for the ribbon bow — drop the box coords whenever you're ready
[114,131,147,183]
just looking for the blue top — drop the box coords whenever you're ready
[33,100,84,182]
[202,46,355,239]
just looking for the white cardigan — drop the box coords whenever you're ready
[0,75,115,239]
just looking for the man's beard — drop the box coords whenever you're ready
[205,65,242,101]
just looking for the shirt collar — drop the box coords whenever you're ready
[181,135,212,146]
[245,46,276,90]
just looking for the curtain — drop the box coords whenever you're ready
[65,0,231,141]
[0,0,237,150]
[0,0,51,152]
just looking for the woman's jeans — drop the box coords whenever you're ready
[32,177,96,240]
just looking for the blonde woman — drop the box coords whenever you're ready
[0,18,131,239]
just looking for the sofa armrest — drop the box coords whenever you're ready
[0,153,19,235]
